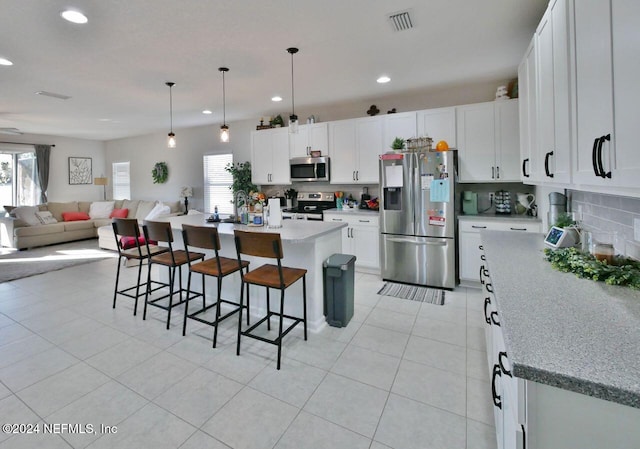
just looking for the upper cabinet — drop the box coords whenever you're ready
[456,100,520,182]
[250,127,290,185]
[382,112,417,151]
[518,37,539,183]
[289,123,329,158]
[329,116,383,184]
[417,107,457,148]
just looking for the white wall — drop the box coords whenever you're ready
[1,134,106,202]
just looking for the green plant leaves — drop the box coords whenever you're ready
[151,161,168,184]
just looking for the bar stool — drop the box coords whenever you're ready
[233,230,308,370]
[142,220,205,329]
[112,218,169,315]
[181,224,251,347]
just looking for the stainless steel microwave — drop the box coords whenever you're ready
[290,156,330,182]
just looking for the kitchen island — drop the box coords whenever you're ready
[156,214,347,332]
[481,230,640,449]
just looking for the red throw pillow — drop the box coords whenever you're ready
[110,208,129,218]
[61,211,91,221]
[119,236,157,250]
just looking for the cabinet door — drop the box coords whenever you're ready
[355,117,383,184]
[518,38,538,183]
[352,224,380,270]
[251,130,272,185]
[383,112,416,151]
[572,0,615,185]
[329,120,358,183]
[495,100,521,182]
[537,9,556,181]
[308,122,329,156]
[459,229,484,282]
[417,107,456,148]
[457,102,497,182]
[269,128,291,184]
[611,0,640,187]
[289,124,310,157]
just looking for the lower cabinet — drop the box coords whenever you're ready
[323,212,379,272]
[458,218,541,284]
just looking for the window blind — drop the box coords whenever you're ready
[203,153,233,215]
[112,161,131,200]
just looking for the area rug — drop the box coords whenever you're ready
[0,239,117,283]
[377,282,445,305]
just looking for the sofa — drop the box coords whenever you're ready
[0,199,181,250]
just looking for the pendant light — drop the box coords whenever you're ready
[166,82,176,148]
[219,67,230,143]
[287,47,299,134]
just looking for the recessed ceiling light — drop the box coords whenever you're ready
[377,76,391,84]
[0,58,13,66]
[202,110,212,115]
[271,96,283,102]
[61,10,88,24]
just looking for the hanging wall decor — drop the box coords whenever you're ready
[69,157,92,185]
[151,161,168,184]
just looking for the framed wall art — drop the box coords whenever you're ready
[68,157,92,185]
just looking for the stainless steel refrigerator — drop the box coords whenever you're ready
[379,150,458,289]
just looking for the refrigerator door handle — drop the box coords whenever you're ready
[386,237,447,246]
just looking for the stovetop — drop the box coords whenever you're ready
[283,192,336,215]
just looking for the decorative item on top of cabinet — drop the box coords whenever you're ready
[367,105,380,116]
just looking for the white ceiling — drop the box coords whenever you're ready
[0,0,547,141]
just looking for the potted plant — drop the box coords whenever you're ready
[225,161,258,204]
[391,137,405,151]
[270,114,284,128]
[284,188,297,209]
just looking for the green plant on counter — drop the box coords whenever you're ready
[391,137,405,150]
[225,161,257,200]
[554,212,575,228]
[544,247,640,290]
[284,188,297,199]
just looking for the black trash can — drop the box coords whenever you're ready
[323,254,356,327]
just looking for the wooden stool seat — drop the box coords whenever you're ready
[242,264,307,289]
[189,256,249,277]
[150,249,205,267]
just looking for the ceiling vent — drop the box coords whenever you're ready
[389,10,414,32]
[35,91,71,100]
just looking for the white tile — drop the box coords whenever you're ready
[412,316,467,347]
[0,396,41,444]
[317,320,361,343]
[249,358,326,408]
[0,324,34,348]
[179,431,230,449]
[403,335,466,375]
[375,394,466,449]
[467,348,490,382]
[0,347,79,392]
[46,381,148,449]
[285,335,347,371]
[204,344,270,384]
[304,373,388,438]
[331,345,400,391]
[364,308,416,334]
[0,429,71,449]
[467,377,494,426]
[58,325,130,360]
[19,308,82,333]
[87,403,196,449]
[36,316,103,346]
[154,367,243,427]
[0,334,53,369]
[165,334,219,365]
[351,304,373,323]
[201,387,298,449]
[16,363,110,417]
[392,359,466,416]
[0,383,10,400]
[350,324,409,358]
[275,411,371,449]
[467,325,487,352]
[85,338,161,378]
[117,351,197,400]
[467,418,498,449]
[417,301,467,325]
[376,296,422,316]
[0,313,13,329]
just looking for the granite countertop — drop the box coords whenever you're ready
[458,214,541,223]
[162,214,347,243]
[481,230,640,408]
[324,208,379,217]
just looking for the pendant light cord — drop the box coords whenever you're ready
[222,70,226,126]
[290,52,295,117]
[168,83,174,133]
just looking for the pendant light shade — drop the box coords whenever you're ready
[219,67,230,143]
[287,47,299,134]
[166,82,176,148]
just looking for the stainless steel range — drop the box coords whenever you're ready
[282,192,336,221]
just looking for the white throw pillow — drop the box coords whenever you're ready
[13,206,41,226]
[35,211,58,225]
[187,209,203,215]
[89,201,115,219]
[145,202,171,221]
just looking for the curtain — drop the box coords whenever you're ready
[34,145,51,203]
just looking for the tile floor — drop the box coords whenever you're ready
[0,257,497,449]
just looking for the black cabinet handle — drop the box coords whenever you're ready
[544,151,554,178]
[522,158,530,178]
[491,166,495,179]
[472,225,487,229]
[478,245,484,250]
[492,364,502,409]
[592,137,601,177]
[485,282,494,293]
[498,351,512,377]
[484,297,492,324]
[491,311,500,326]
[480,254,486,261]
[510,227,527,231]
[496,166,500,179]
[479,265,485,284]
[598,134,612,179]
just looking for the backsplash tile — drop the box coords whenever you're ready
[569,190,640,255]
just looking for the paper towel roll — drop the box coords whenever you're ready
[268,198,282,228]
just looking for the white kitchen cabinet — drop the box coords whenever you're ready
[518,37,539,183]
[535,0,572,184]
[456,100,521,182]
[383,111,416,151]
[250,127,290,185]
[289,122,329,158]
[417,107,456,148]
[323,212,380,271]
[329,116,383,184]
[458,218,541,284]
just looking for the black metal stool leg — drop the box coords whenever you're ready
[167,266,175,329]
[266,287,271,331]
[133,258,143,316]
[113,256,122,309]
[303,274,308,340]
[245,269,250,325]
[143,261,152,320]
[183,269,192,336]
[213,276,222,348]
[236,281,245,356]
[277,288,285,370]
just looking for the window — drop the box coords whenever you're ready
[203,153,233,215]
[0,150,40,206]
[112,162,131,200]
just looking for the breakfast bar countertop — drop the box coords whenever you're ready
[481,230,640,408]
